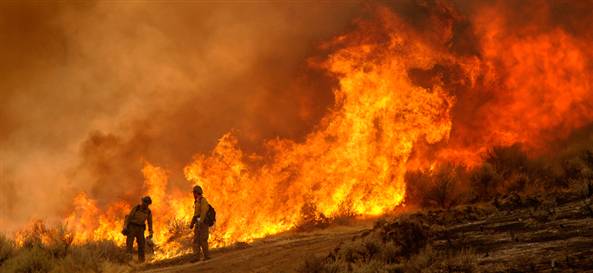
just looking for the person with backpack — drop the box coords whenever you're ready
[122,196,153,263]
[189,185,212,262]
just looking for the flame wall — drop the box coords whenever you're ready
[4,0,593,260]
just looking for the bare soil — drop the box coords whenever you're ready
[139,191,593,273]
[139,221,374,273]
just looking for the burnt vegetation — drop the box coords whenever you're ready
[299,143,593,272]
[405,143,593,208]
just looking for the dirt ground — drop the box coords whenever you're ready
[139,221,374,273]
[138,190,593,273]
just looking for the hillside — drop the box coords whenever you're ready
[141,188,593,273]
[140,223,374,273]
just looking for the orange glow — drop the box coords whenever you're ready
[45,2,593,261]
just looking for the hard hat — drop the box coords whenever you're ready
[142,196,152,205]
[192,185,203,195]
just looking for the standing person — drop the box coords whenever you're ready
[122,196,153,263]
[189,185,210,262]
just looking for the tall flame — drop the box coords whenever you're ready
[60,1,593,260]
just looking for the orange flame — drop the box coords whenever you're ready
[57,2,593,260]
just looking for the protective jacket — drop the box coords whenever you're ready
[126,205,153,233]
[193,197,209,225]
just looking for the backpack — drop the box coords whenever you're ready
[204,204,216,227]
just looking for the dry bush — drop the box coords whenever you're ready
[1,221,129,273]
[48,241,128,273]
[14,221,73,259]
[560,156,593,186]
[469,163,503,202]
[379,241,399,264]
[351,260,388,273]
[406,164,469,209]
[296,202,331,231]
[0,246,54,273]
[485,144,530,180]
[469,145,558,201]
[378,218,429,259]
[334,240,366,264]
[0,239,129,273]
[405,247,478,273]
[297,255,329,273]
[404,246,436,273]
[298,213,478,273]
[0,235,16,267]
[75,240,128,264]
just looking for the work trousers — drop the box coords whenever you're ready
[193,222,210,260]
[126,224,146,262]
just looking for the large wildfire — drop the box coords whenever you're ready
[6,0,593,261]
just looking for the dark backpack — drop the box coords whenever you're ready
[205,204,216,227]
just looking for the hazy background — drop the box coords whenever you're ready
[0,1,361,232]
[3,0,593,234]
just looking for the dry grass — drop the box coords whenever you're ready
[0,234,16,267]
[300,144,593,273]
[0,224,131,273]
[405,247,479,273]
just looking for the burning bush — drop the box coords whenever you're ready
[5,0,593,266]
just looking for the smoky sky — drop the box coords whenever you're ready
[0,1,361,232]
[3,0,593,233]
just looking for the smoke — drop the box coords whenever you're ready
[0,1,360,232]
[3,0,593,235]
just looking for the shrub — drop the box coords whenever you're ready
[297,202,330,231]
[485,144,529,180]
[378,218,429,258]
[296,255,329,273]
[404,246,436,273]
[0,234,16,266]
[405,247,478,273]
[335,240,366,263]
[469,163,502,201]
[380,241,400,264]
[405,164,468,209]
[1,246,54,273]
[351,260,388,273]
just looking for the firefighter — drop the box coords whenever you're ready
[122,196,153,263]
[189,185,210,262]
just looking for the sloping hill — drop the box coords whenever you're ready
[139,188,593,273]
[140,223,374,273]
[303,190,593,272]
